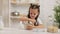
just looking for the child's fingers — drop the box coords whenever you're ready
[31,19,36,23]
[20,17,29,21]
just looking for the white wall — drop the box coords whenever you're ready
[2,0,9,27]
[40,0,56,26]
[1,0,56,27]
[0,0,2,16]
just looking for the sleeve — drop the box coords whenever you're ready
[37,18,43,24]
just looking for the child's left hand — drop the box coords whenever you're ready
[28,19,36,23]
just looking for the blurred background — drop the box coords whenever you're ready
[0,0,58,27]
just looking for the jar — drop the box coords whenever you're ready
[47,23,59,33]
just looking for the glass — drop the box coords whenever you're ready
[47,22,59,33]
[47,15,59,33]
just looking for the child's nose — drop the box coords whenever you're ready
[32,15,34,17]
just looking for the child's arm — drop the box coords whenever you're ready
[20,17,28,21]
[33,24,44,28]
[33,18,45,28]
[36,24,44,28]
[19,17,36,23]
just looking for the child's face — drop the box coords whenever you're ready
[30,8,38,19]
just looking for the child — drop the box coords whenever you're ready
[20,4,44,29]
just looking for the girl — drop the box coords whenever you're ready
[20,4,44,29]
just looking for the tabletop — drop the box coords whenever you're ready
[0,28,60,34]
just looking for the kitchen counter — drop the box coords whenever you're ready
[0,28,60,34]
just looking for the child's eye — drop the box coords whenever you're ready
[30,13,32,14]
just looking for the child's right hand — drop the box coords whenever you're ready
[20,17,29,21]
[28,19,36,23]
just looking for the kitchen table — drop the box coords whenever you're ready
[0,28,60,34]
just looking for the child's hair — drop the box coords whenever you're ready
[28,3,40,24]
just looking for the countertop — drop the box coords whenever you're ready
[0,28,60,34]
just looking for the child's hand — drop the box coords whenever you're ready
[28,19,36,23]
